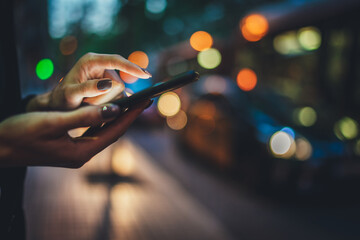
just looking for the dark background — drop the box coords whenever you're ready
[13,0,360,239]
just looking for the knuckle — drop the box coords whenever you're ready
[63,87,74,104]
[78,82,90,96]
[84,52,96,58]
[79,52,96,64]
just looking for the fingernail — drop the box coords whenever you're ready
[145,100,154,109]
[141,68,152,77]
[101,104,120,119]
[97,79,112,91]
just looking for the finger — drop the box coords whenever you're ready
[68,78,116,103]
[82,80,124,105]
[81,53,152,79]
[58,104,120,131]
[78,100,151,155]
[83,70,125,105]
[104,69,122,83]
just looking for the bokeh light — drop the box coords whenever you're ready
[120,51,149,84]
[270,131,295,158]
[146,0,167,14]
[190,100,216,117]
[203,75,227,94]
[166,110,188,130]
[128,51,149,68]
[197,48,222,69]
[236,68,257,91]
[157,92,181,117]
[59,35,78,55]
[295,138,312,161]
[36,58,54,80]
[190,31,213,51]
[273,31,302,55]
[354,139,360,156]
[281,127,295,139]
[298,26,321,51]
[296,106,317,127]
[189,100,217,135]
[240,14,269,42]
[112,145,136,176]
[334,117,358,140]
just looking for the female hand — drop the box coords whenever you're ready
[27,53,152,111]
[0,100,151,168]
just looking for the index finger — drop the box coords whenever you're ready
[81,53,152,79]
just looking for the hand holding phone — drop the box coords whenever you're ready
[82,70,199,137]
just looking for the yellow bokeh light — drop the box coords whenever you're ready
[295,138,312,161]
[298,26,321,51]
[166,110,188,130]
[112,146,135,176]
[240,14,269,42]
[334,117,358,140]
[297,106,317,127]
[190,31,213,51]
[120,51,149,84]
[273,31,302,55]
[157,92,181,117]
[270,131,295,158]
[197,48,222,69]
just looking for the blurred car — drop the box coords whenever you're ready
[155,0,360,199]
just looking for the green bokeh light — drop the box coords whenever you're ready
[197,48,222,69]
[36,58,54,80]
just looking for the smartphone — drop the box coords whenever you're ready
[82,70,199,137]
[111,70,199,108]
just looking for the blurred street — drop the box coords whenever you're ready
[24,128,360,240]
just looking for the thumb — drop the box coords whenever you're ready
[60,104,120,131]
[68,78,115,102]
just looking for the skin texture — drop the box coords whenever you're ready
[0,53,152,168]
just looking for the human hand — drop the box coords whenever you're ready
[27,53,152,111]
[0,100,151,168]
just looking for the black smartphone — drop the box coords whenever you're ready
[111,70,199,109]
[82,70,199,137]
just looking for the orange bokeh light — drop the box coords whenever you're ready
[240,14,268,42]
[128,51,149,68]
[120,51,149,83]
[59,36,78,55]
[236,68,257,91]
[190,31,213,51]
